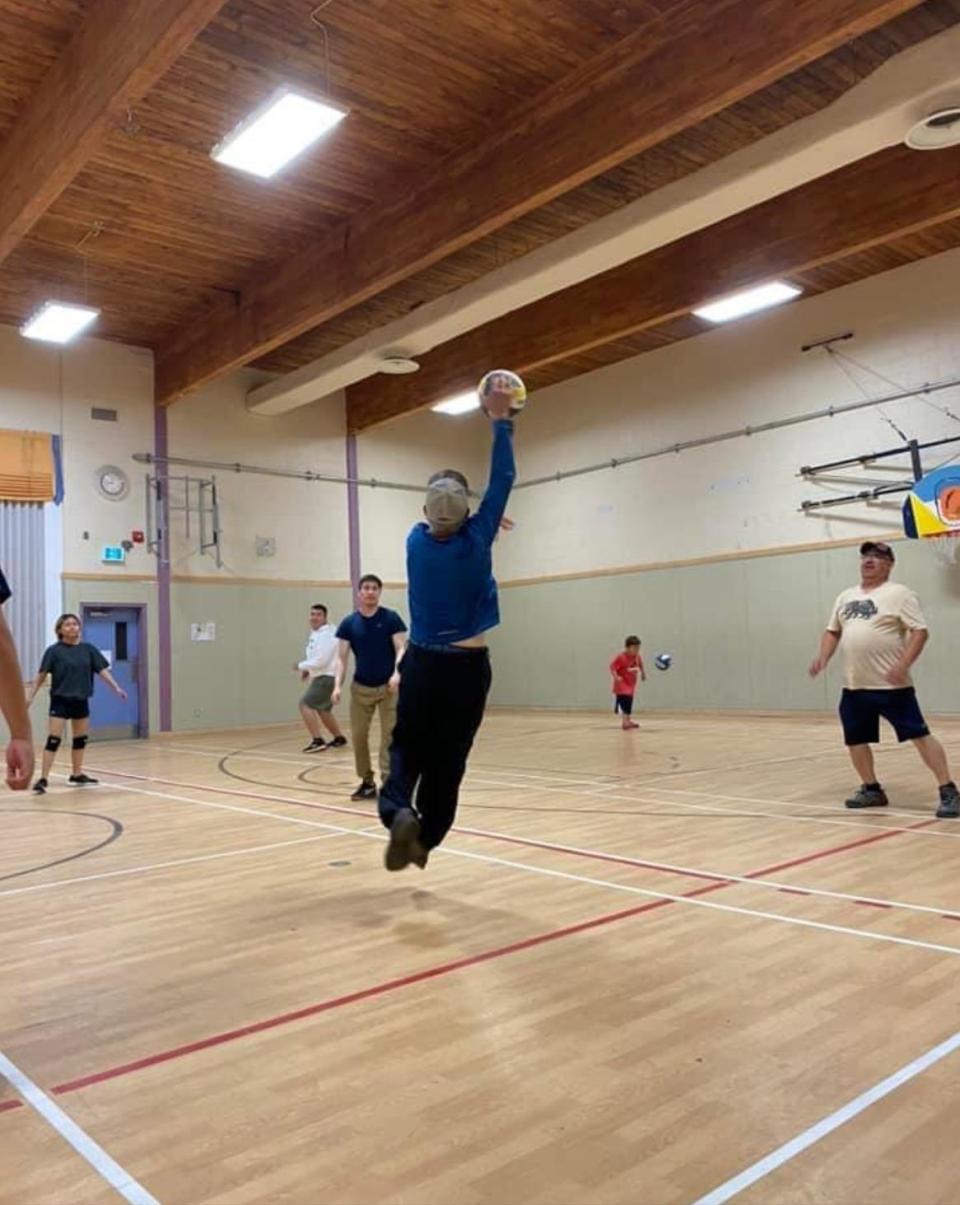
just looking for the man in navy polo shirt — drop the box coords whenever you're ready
[333,575,407,800]
[378,386,517,871]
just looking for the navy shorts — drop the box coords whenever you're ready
[839,688,929,746]
[614,694,634,716]
[49,695,90,721]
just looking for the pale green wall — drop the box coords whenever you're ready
[169,583,357,731]
[488,540,960,715]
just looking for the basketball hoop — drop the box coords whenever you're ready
[922,529,960,567]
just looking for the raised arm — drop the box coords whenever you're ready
[474,419,516,544]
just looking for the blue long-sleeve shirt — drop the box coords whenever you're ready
[407,419,515,645]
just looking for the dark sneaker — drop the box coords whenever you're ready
[350,780,377,801]
[69,774,98,786]
[936,783,960,819]
[845,785,889,809]
[327,736,348,748]
[410,841,429,869]
[33,777,47,795]
[302,737,327,753]
[385,808,421,871]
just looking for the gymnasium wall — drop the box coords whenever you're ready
[0,326,366,733]
[355,408,485,584]
[481,246,960,713]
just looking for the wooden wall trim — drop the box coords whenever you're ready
[498,532,904,588]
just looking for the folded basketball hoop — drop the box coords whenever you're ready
[903,464,960,565]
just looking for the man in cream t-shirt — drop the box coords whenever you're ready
[809,541,959,817]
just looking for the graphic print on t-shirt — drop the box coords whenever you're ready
[841,599,879,621]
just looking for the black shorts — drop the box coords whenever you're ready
[839,688,929,747]
[49,696,90,721]
[614,694,634,716]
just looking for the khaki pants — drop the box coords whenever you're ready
[350,682,397,783]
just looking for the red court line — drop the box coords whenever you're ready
[22,766,946,1104]
[744,821,938,877]
[0,1099,22,1114]
[51,879,729,1096]
[91,766,938,892]
[453,821,938,888]
[40,789,944,1101]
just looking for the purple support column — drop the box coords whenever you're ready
[154,405,173,731]
[346,432,361,590]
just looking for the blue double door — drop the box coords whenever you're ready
[82,605,145,740]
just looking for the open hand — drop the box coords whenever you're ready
[483,387,514,421]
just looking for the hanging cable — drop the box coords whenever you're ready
[824,346,909,442]
[309,1,335,96]
[830,347,960,427]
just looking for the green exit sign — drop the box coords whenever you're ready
[101,545,125,564]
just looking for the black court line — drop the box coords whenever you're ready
[0,809,123,883]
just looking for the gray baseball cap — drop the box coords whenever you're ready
[425,476,469,534]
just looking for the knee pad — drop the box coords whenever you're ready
[44,734,62,753]
[72,734,89,751]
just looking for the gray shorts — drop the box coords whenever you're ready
[300,674,335,713]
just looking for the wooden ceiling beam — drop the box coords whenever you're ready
[345,143,960,431]
[154,0,925,404]
[0,0,229,267]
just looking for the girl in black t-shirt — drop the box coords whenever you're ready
[26,613,127,795]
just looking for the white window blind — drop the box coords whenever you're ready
[0,502,45,675]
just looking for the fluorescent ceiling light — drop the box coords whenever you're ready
[693,281,802,324]
[20,301,99,344]
[212,91,346,178]
[431,391,480,416]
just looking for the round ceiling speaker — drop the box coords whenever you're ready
[379,354,420,375]
[905,107,960,150]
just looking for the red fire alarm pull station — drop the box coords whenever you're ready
[132,530,145,544]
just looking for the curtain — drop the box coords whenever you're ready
[0,502,46,674]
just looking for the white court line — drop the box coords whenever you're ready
[0,1049,159,1205]
[116,742,949,834]
[0,831,361,900]
[90,775,960,960]
[26,771,958,920]
[690,1028,960,1205]
[632,780,952,826]
[454,824,960,921]
[457,769,960,842]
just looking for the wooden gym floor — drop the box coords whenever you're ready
[3,709,960,1205]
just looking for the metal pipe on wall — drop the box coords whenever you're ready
[134,374,960,497]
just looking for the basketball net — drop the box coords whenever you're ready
[922,529,960,567]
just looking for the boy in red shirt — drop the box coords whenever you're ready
[610,636,645,730]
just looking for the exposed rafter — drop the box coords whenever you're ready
[345,144,960,431]
[154,0,926,405]
[0,0,230,267]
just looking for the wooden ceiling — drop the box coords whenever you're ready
[1,0,959,421]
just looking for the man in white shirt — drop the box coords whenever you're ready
[294,604,347,753]
[809,541,959,817]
